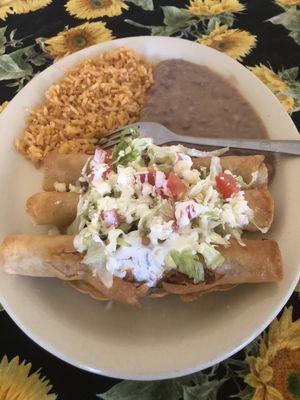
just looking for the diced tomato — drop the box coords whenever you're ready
[174,200,200,228]
[172,220,179,232]
[102,166,111,180]
[138,172,147,184]
[215,173,240,199]
[136,167,157,186]
[148,168,156,186]
[137,172,151,185]
[156,188,169,199]
[136,168,172,198]
[101,209,121,227]
[166,172,187,197]
[88,165,111,183]
[105,149,113,164]
[93,148,112,165]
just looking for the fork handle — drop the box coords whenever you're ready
[170,135,300,156]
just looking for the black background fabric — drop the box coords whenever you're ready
[0,1,299,399]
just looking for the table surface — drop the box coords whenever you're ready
[0,1,299,399]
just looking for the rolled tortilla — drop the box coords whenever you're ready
[0,234,148,307]
[0,235,89,279]
[0,235,283,306]
[245,186,274,232]
[26,191,79,227]
[25,187,274,232]
[192,155,268,187]
[43,152,90,191]
[216,239,283,283]
[42,152,268,191]
[162,239,283,295]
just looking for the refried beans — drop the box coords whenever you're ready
[141,59,275,180]
[141,59,268,138]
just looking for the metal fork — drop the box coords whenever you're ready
[99,122,300,155]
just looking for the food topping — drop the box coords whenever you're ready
[71,130,254,288]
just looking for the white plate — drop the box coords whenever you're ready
[0,36,299,380]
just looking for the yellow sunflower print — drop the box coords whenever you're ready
[249,64,296,113]
[249,64,287,91]
[276,94,295,113]
[198,24,256,61]
[245,307,300,400]
[0,355,57,399]
[187,0,244,17]
[0,0,53,20]
[45,22,115,61]
[0,1,14,20]
[66,0,128,19]
[0,101,8,113]
[276,0,300,7]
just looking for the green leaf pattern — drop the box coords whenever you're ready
[278,67,300,112]
[0,30,50,92]
[268,7,300,45]
[126,5,236,39]
[97,371,224,400]
[125,0,154,11]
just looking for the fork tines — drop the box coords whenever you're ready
[98,124,140,149]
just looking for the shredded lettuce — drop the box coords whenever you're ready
[203,210,220,220]
[83,240,106,266]
[73,228,93,252]
[221,191,253,229]
[132,137,153,152]
[148,145,178,165]
[156,163,173,173]
[82,240,114,287]
[176,145,229,158]
[106,229,124,253]
[117,236,131,248]
[111,129,141,167]
[80,155,92,182]
[198,167,208,179]
[248,219,269,234]
[232,170,259,189]
[166,249,204,283]
[138,208,157,236]
[230,228,245,247]
[198,242,225,270]
[209,156,222,181]
[208,232,230,246]
[67,217,81,235]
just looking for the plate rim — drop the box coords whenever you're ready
[1,272,299,380]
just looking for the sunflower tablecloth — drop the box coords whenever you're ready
[0,1,299,399]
